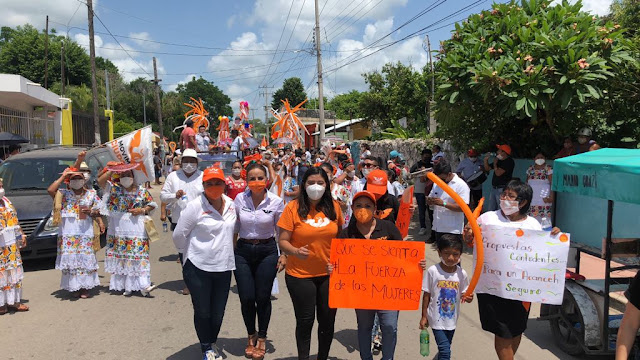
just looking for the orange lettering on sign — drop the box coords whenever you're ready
[395,186,414,239]
[329,238,425,311]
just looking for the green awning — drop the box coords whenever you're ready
[552,148,640,204]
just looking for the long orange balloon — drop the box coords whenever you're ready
[426,172,484,298]
[473,197,485,219]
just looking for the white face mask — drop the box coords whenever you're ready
[306,184,326,200]
[496,154,506,161]
[361,168,372,178]
[120,177,134,188]
[535,159,546,166]
[440,256,460,267]
[0,188,5,198]
[500,199,520,215]
[182,163,197,174]
[232,168,242,177]
[83,173,90,182]
[347,171,355,178]
[69,179,85,190]
[469,157,477,162]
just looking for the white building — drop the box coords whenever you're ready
[0,74,62,147]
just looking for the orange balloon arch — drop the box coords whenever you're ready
[426,172,484,298]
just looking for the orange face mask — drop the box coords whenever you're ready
[205,185,225,200]
[354,208,374,223]
[248,180,267,193]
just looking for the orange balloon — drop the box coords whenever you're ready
[427,172,484,298]
[169,142,177,154]
[473,197,485,219]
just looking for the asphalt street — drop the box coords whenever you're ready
[0,186,600,359]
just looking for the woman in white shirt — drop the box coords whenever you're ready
[463,179,560,360]
[173,167,236,360]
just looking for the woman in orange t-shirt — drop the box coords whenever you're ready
[278,166,343,360]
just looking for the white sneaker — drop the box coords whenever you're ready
[418,228,427,235]
[140,284,155,297]
[204,347,223,360]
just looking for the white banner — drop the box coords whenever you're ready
[474,224,570,305]
[106,126,155,183]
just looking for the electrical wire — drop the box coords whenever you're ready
[264,0,307,86]
[258,0,297,87]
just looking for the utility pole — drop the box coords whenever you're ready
[105,69,111,110]
[60,41,65,96]
[259,85,274,140]
[314,0,326,144]
[153,57,164,136]
[87,0,101,144]
[142,87,147,125]
[44,15,49,88]
[423,35,436,134]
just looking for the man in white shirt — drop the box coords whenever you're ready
[195,125,211,152]
[427,158,470,244]
[230,129,247,153]
[351,155,397,197]
[160,149,204,232]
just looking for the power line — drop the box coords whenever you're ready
[325,0,383,40]
[121,56,301,76]
[322,0,363,33]
[258,0,296,87]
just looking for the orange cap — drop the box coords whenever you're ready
[366,169,388,196]
[203,167,225,182]
[496,144,512,155]
[353,191,377,205]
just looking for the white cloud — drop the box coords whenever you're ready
[128,31,159,50]
[553,0,612,15]
[166,74,196,92]
[0,0,97,29]
[227,15,236,29]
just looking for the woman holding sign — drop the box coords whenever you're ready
[464,179,560,360]
[278,166,344,360]
[329,190,407,360]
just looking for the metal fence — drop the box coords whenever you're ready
[71,111,109,146]
[0,106,56,147]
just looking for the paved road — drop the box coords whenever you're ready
[1,186,599,359]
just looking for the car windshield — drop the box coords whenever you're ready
[0,158,76,191]
[197,153,241,176]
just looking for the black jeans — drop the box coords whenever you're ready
[285,274,337,360]
[182,260,232,346]
[415,193,427,229]
[470,189,483,211]
[234,239,279,338]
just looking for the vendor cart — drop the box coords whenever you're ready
[539,148,640,355]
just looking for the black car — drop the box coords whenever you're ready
[0,146,117,259]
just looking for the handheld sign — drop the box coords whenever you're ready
[395,185,414,239]
[475,225,570,305]
[329,239,425,310]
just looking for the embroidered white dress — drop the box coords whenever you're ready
[56,189,101,291]
[100,182,156,292]
[0,198,23,306]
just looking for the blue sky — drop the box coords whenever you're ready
[1,0,613,113]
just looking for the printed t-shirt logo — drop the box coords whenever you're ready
[304,217,331,228]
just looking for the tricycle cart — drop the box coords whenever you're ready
[539,148,640,355]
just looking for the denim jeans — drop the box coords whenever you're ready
[285,274,336,360]
[432,329,456,360]
[415,193,427,229]
[355,309,399,360]
[233,239,279,338]
[487,186,504,212]
[182,260,232,346]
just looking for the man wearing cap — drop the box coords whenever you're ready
[484,144,515,211]
[575,127,600,154]
[180,119,197,151]
[456,149,484,209]
[351,156,397,198]
[427,159,470,244]
[161,149,204,295]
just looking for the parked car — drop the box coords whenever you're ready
[0,146,117,260]
[197,150,243,176]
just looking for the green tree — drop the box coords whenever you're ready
[435,0,638,155]
[176,76,232,117]
[0,25,91,88]
[271,77,307,109]
[326,90,365,119]
[360,62,431,132]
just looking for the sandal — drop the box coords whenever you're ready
[245,333,258,358]
[8,303,29,312]
[80,289,90,299]
[0,306,7,315]
[252,338,266,360]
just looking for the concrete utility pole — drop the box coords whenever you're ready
[44,15,49,88]
[153,57,164,136]
[259,85,274,140]
[105,69,111,110]
[314,0,326,144]
[60,41,65,96]
[87,0,101,144]
[142,87,147,125]
[423,35,436,134]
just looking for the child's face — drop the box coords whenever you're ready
[438,247,461,267]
